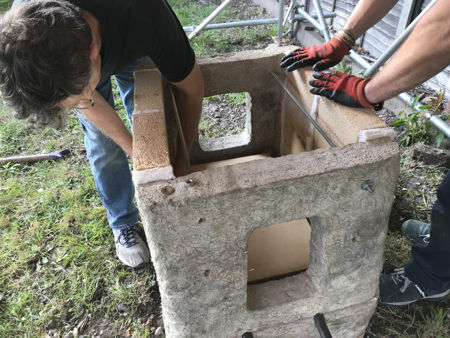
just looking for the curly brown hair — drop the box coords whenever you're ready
[0,0,92,128]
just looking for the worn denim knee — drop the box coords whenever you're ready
[76,57,151,229]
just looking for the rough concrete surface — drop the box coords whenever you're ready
[132,46,399,337]
[135,139,399,337]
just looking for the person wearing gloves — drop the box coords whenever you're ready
[0,0,204,268]
[281,0,450,306]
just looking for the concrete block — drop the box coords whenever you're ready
[132,69,174,184]
[132,46,400,337]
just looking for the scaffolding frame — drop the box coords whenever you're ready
[184,0,449,138]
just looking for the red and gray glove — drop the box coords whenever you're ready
[280,37,350,72]
[309,70,383,111]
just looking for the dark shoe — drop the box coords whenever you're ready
[379,267,449,306]
[113,225,150,268]
[401,219,430,245]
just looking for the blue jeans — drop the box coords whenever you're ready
[76,58,150,230]
[405,170,450,292]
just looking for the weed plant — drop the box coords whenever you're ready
[391,92,449,147]
[332,60,353,75]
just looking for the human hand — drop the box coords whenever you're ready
[280,37,350,72]
[309,70,383,111]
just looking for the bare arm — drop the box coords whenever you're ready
[78,91,133,157]
[344,0,399,38]
[365,0,450,103]
[171,62,204,175]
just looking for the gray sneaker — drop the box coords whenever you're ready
[379,267,449,306]
[113,225,150,268]
[401,219,430,245]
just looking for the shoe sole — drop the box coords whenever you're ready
[379,289,449,306]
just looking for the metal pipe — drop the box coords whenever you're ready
[398,93,450,138]
[289,0,296,39]
[348,50,371,70]
[188,0,234,40]
[277,0,285,46]
[312,0,331,41]
[297,7,324,34]
[363,0,437,77]
[427,114,450,138]
[283,0,296,27]
[183,14,336,32]
[271,72,336,148]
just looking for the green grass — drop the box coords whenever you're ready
[170,0,274,56]
[0,104,157,337]
[0,0,12,12]
[1,0,450,336]
[0,1,272,336]
[199,92,247,139]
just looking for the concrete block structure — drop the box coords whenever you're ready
[132,45,400,337]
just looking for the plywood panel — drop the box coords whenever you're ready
[247,219,311,282]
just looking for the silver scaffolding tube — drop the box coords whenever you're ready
[188,0,234,40]
[277,0,285,46]
[312,0,331,42]
[398,92,450,138]
[182,13,336,33]
[297,7,327,37]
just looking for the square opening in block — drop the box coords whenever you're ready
[198,93,251,152]
[247,218,311,283]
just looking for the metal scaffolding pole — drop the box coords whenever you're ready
[183,14,336,33]
[188,0,234,40]
[312,0,331,41]
[277,0,285,46]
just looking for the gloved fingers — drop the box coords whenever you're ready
[310,87,364,108]
[309,79,328,89]
[285,57,320,71]
[313,59,340,72]
[330,91,363,108]
[312,71,336,82]
[309,87,333,99]
[280,51,311,68]
[281,48,304,62]
[280,57,296,69]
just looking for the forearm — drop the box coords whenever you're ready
[78,90,133,156]
[344,0,399,38]
[365,0,450,104]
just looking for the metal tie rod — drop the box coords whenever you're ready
[271,72,336,148]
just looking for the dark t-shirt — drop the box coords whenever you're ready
[12,0,195,82]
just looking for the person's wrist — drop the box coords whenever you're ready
[334,29,355,49]
[329,36,351,57]
[361,79,384,111]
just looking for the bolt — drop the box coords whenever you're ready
[361,180,374,193]
[185,178,194,187]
